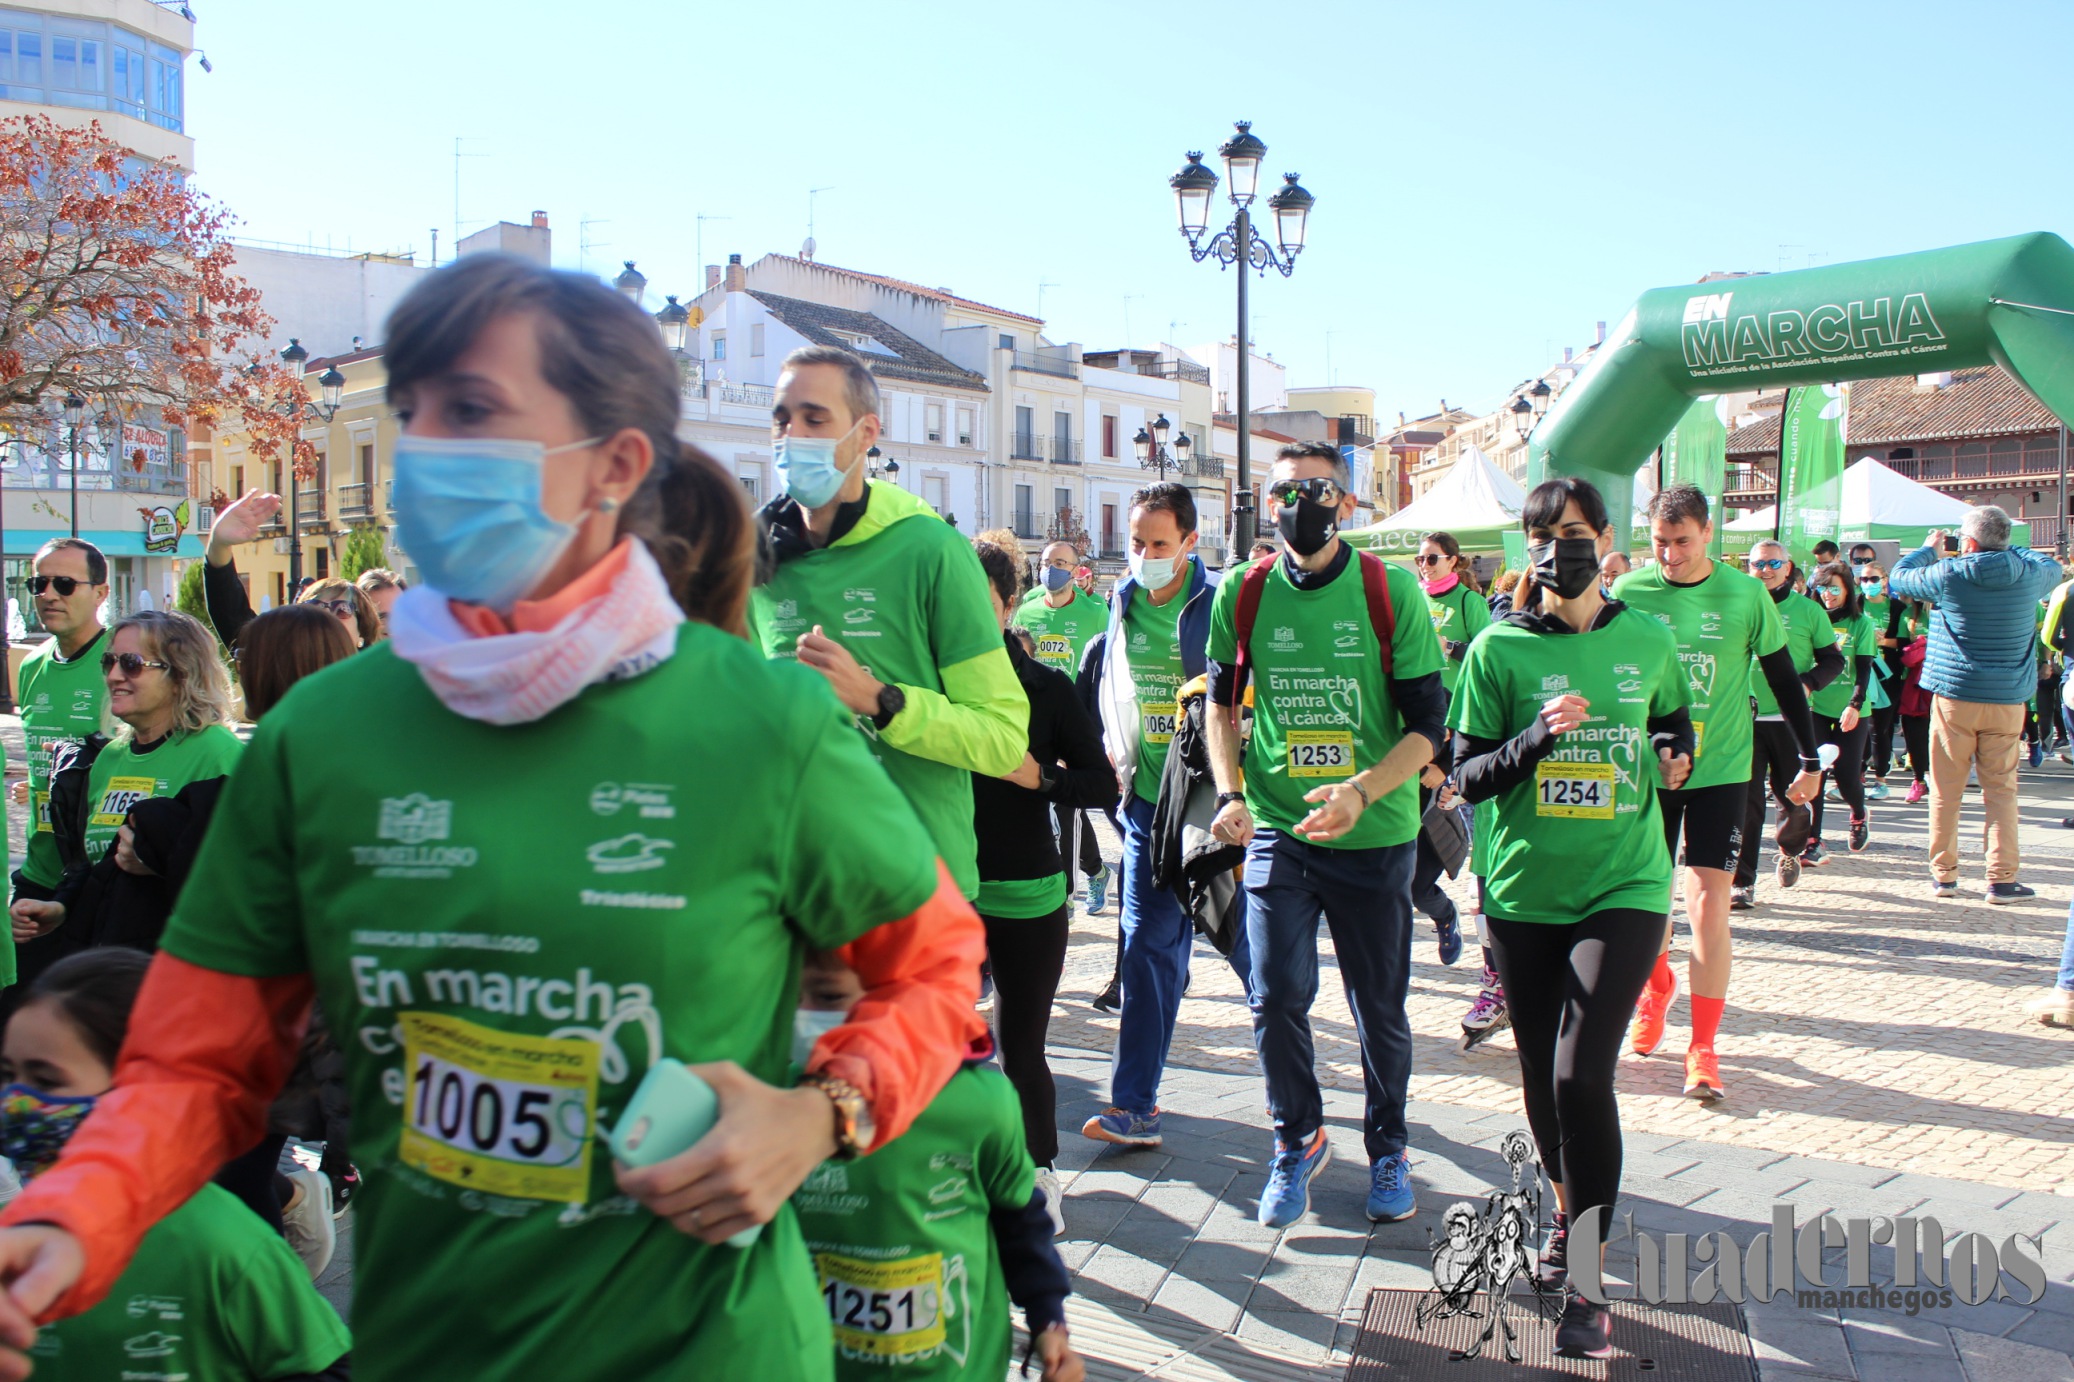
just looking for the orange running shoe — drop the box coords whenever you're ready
[1683,1046,1725,1102]
[1628,967,1678,1057]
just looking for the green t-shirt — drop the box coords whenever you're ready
[1120,586,1185,805]
[16,630,109,889]
[1206,555,1444,850]
[1752,589,1829,716]
[1614,562,1786,790]
[1447,609,1690,925]
[1423,578,1491,693]
[158,629,947,1382]
[1814,612,1879,720]
[972,873,1066,920]
[29,1183,350,1380]
[793,1064,1037,1382]
[750,506,1005,899]
[83,725,245,866]
[1012,586,1105,679]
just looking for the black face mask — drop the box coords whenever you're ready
[1528,537,1601,601]
[1275,497,1340,558]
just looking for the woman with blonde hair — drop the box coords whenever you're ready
[295,576,383,648]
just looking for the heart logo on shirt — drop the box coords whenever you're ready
[1608,732,1642,791]
[1326,680,1362,724]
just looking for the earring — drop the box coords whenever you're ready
[597,497,620,515]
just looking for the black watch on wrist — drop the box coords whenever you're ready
[1216,791,1246,809]
[870,683,906,731]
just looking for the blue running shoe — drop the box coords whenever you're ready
[1081,1106,1161,1148]
[2030,741,2046,769]
[1085,864,1113,916]
[1366,1150,1416,1223]
[1258,1130,1331,1228]
[1434,912,1463,967]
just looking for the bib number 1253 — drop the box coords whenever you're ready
[399,1011,599,1203]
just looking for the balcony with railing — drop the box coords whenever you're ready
[339,481,377,524]
[1048,437,1082,465]
[1046,507,1092,549]
[297,489,329,531]
[1099,541,1124,560]
[1725,463,1777,499]
[1011,433,1043,461]
[1012,508,1039,539]
[1010,351,1079,381]
[1156,358,1213,387]
[716,382,776,409]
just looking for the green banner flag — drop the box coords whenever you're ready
[1775,384,1847,566]
[1661,396,1729,557]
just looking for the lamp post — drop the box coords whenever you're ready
[62,391,84,538]
[272,340,344,589]
[1169,123,1314,553]
[613,261,647,306]
[1132,413,1194,484]
[866,446,901,487]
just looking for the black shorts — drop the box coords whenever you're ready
[1658,780,1746,873]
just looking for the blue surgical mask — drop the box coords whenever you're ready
[775,421,864,509]
[1042,566,1074,594]
[390,434,601,613]
[792,1007,847,1068]
[1130,552,1183,590]
[0,1083,97,1181]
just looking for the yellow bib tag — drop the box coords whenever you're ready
[32,790,51,836]
[1691,720,1706,759]
[1035,634,1074,669]
[1141,703,1177,745]
[90,775,157,828]
[399,1011,599,1203]
[1534,760,1616,819]
[1286,730,1355,778]
[816,1250,949,1358]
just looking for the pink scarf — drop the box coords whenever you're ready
[390,541,683,725]
[1421,572,1461,597]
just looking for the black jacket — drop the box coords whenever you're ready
[50,760,228,954]
[202,556,258,651]
[971,633,1117,889]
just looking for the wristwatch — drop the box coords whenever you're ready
[800,1070,875,1160]
[871,683,906,731]
[1216,790,1246,809]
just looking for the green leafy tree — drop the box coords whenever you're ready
[174,559,210,631]
[339,527,387,583]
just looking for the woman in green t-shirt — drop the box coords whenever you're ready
[1858,563,1898,800]
[1446,478,1695,1362]
[1806,563,1878,856]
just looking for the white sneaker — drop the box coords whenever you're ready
[279,1167,337,1280]
[2023,989,2074,1027]
[1033,1166,1066,1238]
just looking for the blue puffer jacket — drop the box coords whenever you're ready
[1888,543,2063,704]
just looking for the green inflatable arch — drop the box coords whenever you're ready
[1527,232,2074,548]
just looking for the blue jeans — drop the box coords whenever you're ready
[1244,830,1415,1163]
[1111,793,1252,1113]
[2059,895,2074,992]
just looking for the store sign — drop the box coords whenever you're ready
[140,500,191,554]
[122,424,169,474]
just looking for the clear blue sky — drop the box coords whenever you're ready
[188,0,2074,427]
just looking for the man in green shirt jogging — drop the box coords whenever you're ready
[6,538,110,1003]
[751,347,1029,901]
[1205,443,1448,1228]
[1014,539,1115,911]
[1613,485,1823,1103]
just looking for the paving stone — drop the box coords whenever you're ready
[1168,1240,1271,1284]
[1749,1314,1858,1377]
[1950,1325,2074,1381]
[1845,1315,1960,1354]
[1146,1275,1247,1333]
[1075,1244,1170,1299]
[1249,1262,1357,1314]
[1233,1305,1336,1358]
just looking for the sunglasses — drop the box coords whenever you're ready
[1415,553,1450,566]
[1813,586,1845,598]
[28,576,89,597]
[309,598,357,618]
[101,652,168,676]
[1268,477,1344,508]
[1748,559,1787,571]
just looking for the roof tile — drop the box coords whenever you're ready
[1725,364,2057,457]
[747,291,989,394]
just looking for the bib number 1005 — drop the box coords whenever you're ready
[410,1055,569,1163]
[397,1010,598,1203]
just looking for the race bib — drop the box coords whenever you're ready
[32,790,50,836]
[1535,761,1615,819]
[1286,730,1355,778]
[1691,720,1706,759]
[816,1250,948,1358]
[89,776,157,828]
[399,1011,599,1203]
[1141,703,1177,745]
[1035,634,1074,669]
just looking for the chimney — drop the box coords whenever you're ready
[705,264,722,290]
[1563,346,1573,363]
[531,210,549,229]
[1595,320,1606,344]
[724,253,745,292]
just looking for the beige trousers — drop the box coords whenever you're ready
[1927,696,2024,884]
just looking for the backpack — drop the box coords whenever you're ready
[1232,550,1396,677]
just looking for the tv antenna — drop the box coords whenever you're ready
[804,186,836,261]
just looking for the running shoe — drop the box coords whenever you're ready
[1033,1167,1066,1238]
[1932,879,1958,898]
[1085,864,1113,916]
[2023,988,2074,1026]
[327,1163,359,1219]
[1082,1106,1162,1148]
[1775,849,1800,889]
[1433,911,1463,967]
[1802,840,1830,867]
[1823,781,1841,802]
[2030,741,2046,769]
[279,1167,337,1280]
[1849,817,1871,852]
[1865,779,1891,801]
[1554,1293,1613,1359]
[1729,886,1756,911]
[1091,976,1121,1014]
[1536,1211,1569,1288]
[1366,1149,1416,1223]
[1682,1047,1725,1103]
[1906,779,1927,804]
[1988,882,2037,905]
[1628,966,1677,1057]
[1258,1129,1332,1228]
[2060,746,2073,766]
[1461,970,1509,1051]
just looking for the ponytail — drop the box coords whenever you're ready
[628,436,755,639]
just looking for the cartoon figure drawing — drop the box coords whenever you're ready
[1415,1130,1563,1361]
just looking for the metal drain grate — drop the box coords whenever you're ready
[1343,1289,1757,1380]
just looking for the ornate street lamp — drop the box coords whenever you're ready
[1510,395,1535,441]
[62,391,84,538]
[655,295,690,353]
[613,261,647,305]
[1169,122,1316,551]
[1135,416,1191,484]
[275,340,345,588]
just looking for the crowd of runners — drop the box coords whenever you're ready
[0,253,2066,1378]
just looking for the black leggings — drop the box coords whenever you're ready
[1810,717,1869,839]
[1484,908,1664,1227]
[1901,712,1931,784]
[983,905,1071,1168]
[1870,703,1899,780]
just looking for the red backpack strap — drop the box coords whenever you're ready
[1356,551,1396,678]
[1231,555,1277,679]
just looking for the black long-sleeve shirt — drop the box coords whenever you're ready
[972,632,1118,886]
[202,555,258,650]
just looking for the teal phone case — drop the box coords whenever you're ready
[607,1058,761,1249]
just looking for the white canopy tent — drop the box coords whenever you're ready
[1719,459,2029,556]
[1343,444,1525,555]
